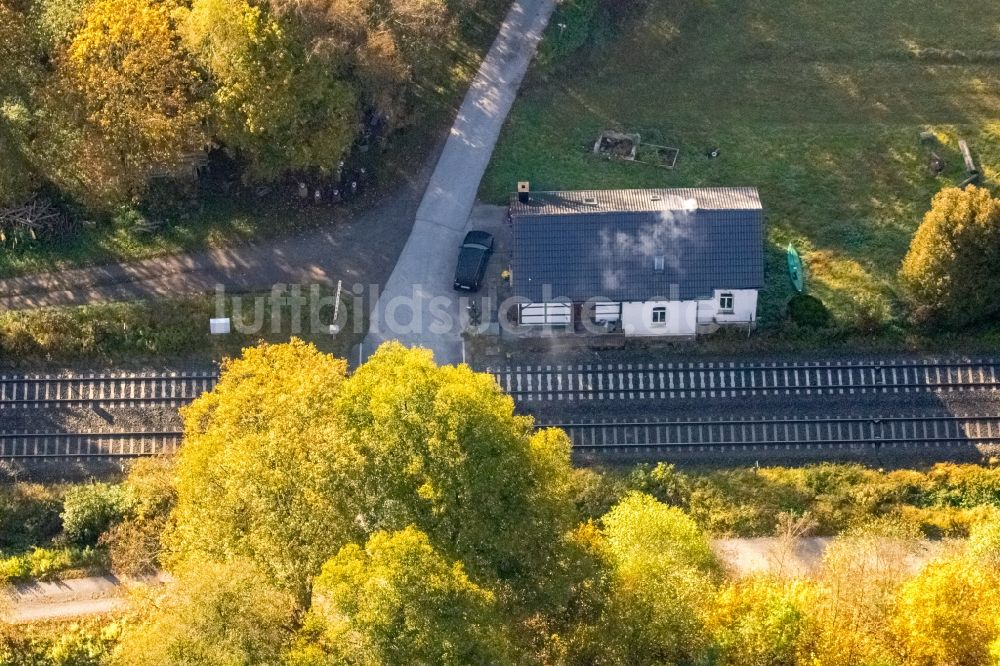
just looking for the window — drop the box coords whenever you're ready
[719,292,734,313]
[654,255,665,271]
[651,306,667,326]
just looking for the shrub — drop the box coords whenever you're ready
[537,0,650,68]
[787,294,832,328]
[0,483,63,548]
[100,458,177,576]
[626,463,691,507]
[61,483,132,545]
[900,186,1000,327]
[0,546,107,583]
[0,618,120,665]
[568,468,624,521]
[842,291,892,334]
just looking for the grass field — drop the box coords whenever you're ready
[481,0,1000,333]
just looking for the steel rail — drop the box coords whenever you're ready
[6,415,1000,459]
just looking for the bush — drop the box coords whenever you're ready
[0,618,120,665]
[100,458,177,576]
[787,294,832,328]
[0,483,63,548]
[842,291,892,334]
[61,483,132,545]
[537,0,650,68]
[0,545,107,583]
[900,186,1000,327]
[626,463,692,507]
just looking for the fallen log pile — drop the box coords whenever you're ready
[0,198,69,246]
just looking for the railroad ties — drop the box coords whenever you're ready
[488,359,1000,401]
[0,371,218,408]
[0,370,215,459]
[545,415,1000,457]
[4,359,1000,461]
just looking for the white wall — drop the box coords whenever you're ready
[621,300,697,336]
[519,288,757,335]
[696,289,758,325]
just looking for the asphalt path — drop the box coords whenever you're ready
[360,0,556,366]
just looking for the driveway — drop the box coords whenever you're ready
[360,0,556,366]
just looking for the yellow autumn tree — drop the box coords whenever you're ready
[167,339,356,601]
[300,527,514,665]
[333,342,577,606]
[796,519,920,666]
[54,0,206,207]
[111,557,298,666]
[582,492,719,665]
[900,186,1000,327]
[892,520,1000,665]
[708,576,807,666]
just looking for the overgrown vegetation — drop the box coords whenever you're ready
[900,186,1000,328]
[482,0,1000,341]
[7,343,1000,664]
[0,284,356,365]
[0,483,109,583]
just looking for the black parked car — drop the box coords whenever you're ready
[453,231,494,292]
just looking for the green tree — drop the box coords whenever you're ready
[0,2,41,207]
[334,342,576,605]
[33,0,94,49]
[266,0,457,129]
[182,0,357,181]
[167,339,355,600]
[900,186,1000,327]
[111,558,297,666]
[299,526,512,665]
[61,482,131,545]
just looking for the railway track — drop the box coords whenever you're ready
[5,415,1000,460]
[0,371,217,408]
[0,430,182,458]
[545,414,1000,453]
[489,359,1000,401]
[3,358,996,410]
[4,359,1000,461]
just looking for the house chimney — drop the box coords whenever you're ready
[517,181,530,204]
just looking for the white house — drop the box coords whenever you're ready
[509,186,764,337]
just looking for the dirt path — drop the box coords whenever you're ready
[0,135,438,314]
[3,538,950,624]
[3,573,170,624]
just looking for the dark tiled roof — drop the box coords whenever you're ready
[510,187,764,302]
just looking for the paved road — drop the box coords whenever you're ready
[0,151,437,312]
[360,0,556,366]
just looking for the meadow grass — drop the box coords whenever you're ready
[0,286,359,367]
[481,0,1000,332]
